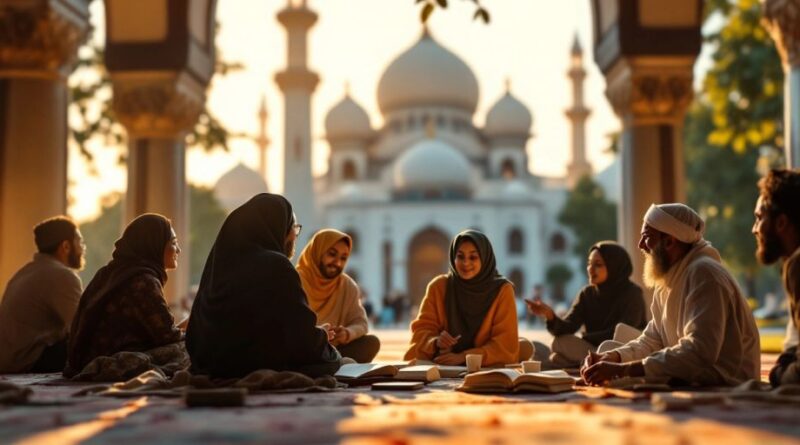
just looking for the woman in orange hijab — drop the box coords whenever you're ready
[296,229,380,363]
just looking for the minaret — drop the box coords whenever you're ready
[565,33,592,188]
[256,94,270,181]
[275,0,319,240]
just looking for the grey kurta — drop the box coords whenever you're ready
[612,241,760,386]
[0,254,82,373]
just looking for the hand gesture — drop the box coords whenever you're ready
[436,330,461,350]
[524,297,555,320]
[331,326,350,346]
[318,323,335,342]
[433,352,466,366]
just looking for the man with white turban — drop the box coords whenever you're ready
[582,203,761,386]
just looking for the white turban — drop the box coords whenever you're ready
[643,203,705,244]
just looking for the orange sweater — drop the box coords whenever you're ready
[404,275,519,366]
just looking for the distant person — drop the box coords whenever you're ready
[297,229,380,363]
[0,217,84,373]
[405,230,528,366]
[361,291,376,326]
[64,214,183,377]
[186,194,341,378]
[752,169,800,386]
[527,241,646,368]
[582,204,760,386]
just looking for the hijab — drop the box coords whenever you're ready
[296,229,354,313]
[444,230,510,352]
[66,213,173,375]
[588,241,636,295]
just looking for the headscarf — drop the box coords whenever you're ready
[444,230,510,353]
[66,213,173,374]
[296,229,353,313]
[588,241,635,294]
[643,203,705,244]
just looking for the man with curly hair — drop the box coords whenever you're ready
[753,169,800,386]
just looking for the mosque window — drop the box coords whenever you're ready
[509,228,524,254]
[342,160,358,181]
[407,115,417,129]
[421,114,431,127]
[391,119,403,133]
[550,232,566,253]
[436,115,446,128]
[501,158,517,179]
[509,268,525,292]
[344,228,359,253]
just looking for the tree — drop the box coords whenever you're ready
[684,0,784,299]
[558,175,617,257]
[545,263,573,303]
[78,186,227,287]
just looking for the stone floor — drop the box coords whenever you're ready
[1,329,799,445]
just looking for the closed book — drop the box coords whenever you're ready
[395,365,441,382]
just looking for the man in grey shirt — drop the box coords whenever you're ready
[0,216,85,373]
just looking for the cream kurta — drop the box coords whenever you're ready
[612,241,760,385]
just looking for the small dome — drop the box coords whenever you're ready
[393,139,472,192]
[484,90,532,137]
[214,163,268,212]
[377,29,479,115]
[325,94,372,141]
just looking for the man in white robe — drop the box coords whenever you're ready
[582,203,761,386]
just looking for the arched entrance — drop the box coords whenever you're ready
[407,227,450,307]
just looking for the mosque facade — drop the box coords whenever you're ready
[215,2,593,310]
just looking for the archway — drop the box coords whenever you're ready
[407,227,450,307]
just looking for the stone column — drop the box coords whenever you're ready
[0,2,89,289]
[762,0,800,168]
[111,72,205,308]
[605,59,695,298]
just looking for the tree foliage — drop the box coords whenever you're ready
[558,175,617,257]
[545,263,574,302]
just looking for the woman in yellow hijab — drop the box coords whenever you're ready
[296,229,380,363]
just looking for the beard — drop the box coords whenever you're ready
[319,261,343,279]
[284,237,297,259]
[68,249,85,271]
[755,227,783,265]
[642,241,671,289]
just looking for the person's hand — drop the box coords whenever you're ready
[433,352,467,366]
[582,361,628,386]
[580,350,621,381]
[436,331,461,350]
[318,323,335,342]
[524,297,555,320]
[177,317,190,332]
[331,326,350,346]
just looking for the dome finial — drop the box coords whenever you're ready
[421,25,432,40]
[504,77,512,94]
[343,80,350,97]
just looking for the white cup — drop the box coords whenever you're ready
[522,360,541,373]
[465,354,483,373]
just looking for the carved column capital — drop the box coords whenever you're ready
[605,59,694,125]
[762,0,800,69]
[111,72,206,139]
[0,1,90,79]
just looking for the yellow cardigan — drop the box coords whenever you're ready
[404,275,519,366]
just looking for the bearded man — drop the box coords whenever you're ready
[296,229,380,363]
[752,169,800,386]
[0,216,85,373]
[582,203,760,386]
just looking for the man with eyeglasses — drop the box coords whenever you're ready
[0,216,85,373]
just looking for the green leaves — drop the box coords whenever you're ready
[558,176,617,257]
[416,0,489,24]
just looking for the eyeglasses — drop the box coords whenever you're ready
[292,224,303,236]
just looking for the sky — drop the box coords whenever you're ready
[66,0,712,223]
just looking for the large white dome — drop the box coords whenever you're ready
[214,163,268,212]
[484,90,532,137]
[325,93,372,141]
[377,29,479,115]
[393,139,472,192]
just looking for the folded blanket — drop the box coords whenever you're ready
[71,342,189,382]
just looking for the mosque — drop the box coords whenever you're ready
[214,1,594,309]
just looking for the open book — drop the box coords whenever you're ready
[458,369,576,394]
[334,363,445,383]
[334,363,398,380]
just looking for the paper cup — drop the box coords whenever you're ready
[522,360,541,373]
[465,354,483,373]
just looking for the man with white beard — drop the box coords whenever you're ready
[581,203,761,386]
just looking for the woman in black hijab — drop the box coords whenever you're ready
[404,230,521,367]
[64,214,183,377]
[527,241,646,368]
[186,193,340,378]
